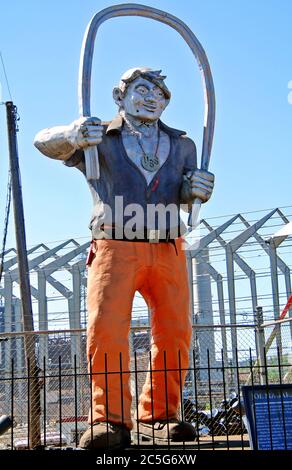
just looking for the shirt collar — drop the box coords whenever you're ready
[105,114,186,137]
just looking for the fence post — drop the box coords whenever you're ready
[255,306,266,385]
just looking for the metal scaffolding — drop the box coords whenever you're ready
[0,208,292,375]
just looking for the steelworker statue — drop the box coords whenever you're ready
[34,67,214,449]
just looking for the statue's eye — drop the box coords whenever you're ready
[136,86,148,94]
[153,88,164,99]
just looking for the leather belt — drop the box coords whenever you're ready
[94,226,179,243]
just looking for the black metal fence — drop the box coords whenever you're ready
[0,327,291,450]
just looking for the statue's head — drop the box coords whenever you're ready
[113,67,171,122]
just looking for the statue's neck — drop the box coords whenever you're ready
[121,112,158,138]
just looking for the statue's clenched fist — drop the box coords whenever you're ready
[185,169,215,203]
[34,116,104,160]
[66,116,103,150]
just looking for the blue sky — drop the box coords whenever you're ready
[0,0,292,248]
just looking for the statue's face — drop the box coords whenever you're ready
[121,77,168,122]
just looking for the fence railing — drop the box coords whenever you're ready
[0,319,291,450]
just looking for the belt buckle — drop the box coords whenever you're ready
[149,229,160,243]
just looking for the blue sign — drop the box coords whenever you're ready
[242,384,292,450]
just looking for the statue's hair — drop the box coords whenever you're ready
[118,67,171,100]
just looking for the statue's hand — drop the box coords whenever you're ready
[66,116,103,150]
[186,169,215,203]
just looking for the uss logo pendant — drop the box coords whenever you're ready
[141,153,160,172]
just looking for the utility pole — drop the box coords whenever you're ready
[5,101,41,448]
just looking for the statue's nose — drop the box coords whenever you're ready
[145,94,156,103]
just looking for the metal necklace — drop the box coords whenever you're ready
[137,129,161,172]
[123,114,161,172]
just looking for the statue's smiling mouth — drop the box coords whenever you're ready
[143,104,157,111]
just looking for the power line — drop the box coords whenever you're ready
[0,51,13,101]
[0,172,12,284]
[0,54,13,282]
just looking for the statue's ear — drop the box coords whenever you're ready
[113,87,123,106]
[164,98,170,109]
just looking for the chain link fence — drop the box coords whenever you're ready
[0,317,291,449]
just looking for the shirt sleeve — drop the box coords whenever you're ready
[63,149,86,174]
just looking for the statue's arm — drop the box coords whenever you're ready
[180,136,215,210]
[34,117,103,161]
[34,124,77,160]
[180,137,197,208]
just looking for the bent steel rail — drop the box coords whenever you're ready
[78,3,215,228]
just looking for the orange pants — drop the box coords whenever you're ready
[86,238,191,430]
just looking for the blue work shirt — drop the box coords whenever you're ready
[65,115,197,238]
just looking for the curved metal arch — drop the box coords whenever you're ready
[78,4,215,229]
[78,3,215,171]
